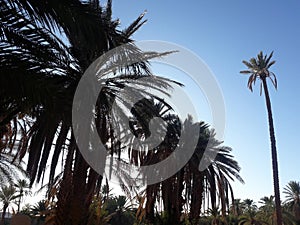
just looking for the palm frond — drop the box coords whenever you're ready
[265,51,274,66]
[240,70,251,74]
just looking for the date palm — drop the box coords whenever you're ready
[259,196,275,214]
[258,196,296,225]
[0,185,19,225]
[0,0,177,224]
[283,181,300,221]
[231,199,245,217]
[240,51,282,225]
[14,179,31,213]
[0,151,25,185]
[132,111,244,224]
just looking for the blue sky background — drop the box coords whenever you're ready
[112,1,300,203]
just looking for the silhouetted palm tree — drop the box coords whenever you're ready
[283,181,300,221]
[0,185,19,225]
[14,179,31,212]
[184,120,244,223]
[1,1,178,225]
[30,200,52,224]
[106,195,136,225]
[131,107,243,224]
[241,51,282,225]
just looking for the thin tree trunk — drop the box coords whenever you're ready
[262,78,282,225]
[175,170,185,223]
[17,196,21,213]
[17,190,23,213]
[145,184,157,223]
[1,204,7,225]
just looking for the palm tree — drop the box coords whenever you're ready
[14,179,31,213]
[242,199,258,215]
[259,196,275,213]
[127,98,181,223]
[1,1,177,224]
[186,123,244,223]
[241,51,282,225]
[283,181,300,221]
[258,196,276,224]
[206,207,222,225]
[0,151,26,185]
[106,195,136,225]
[132,110,244,224]
[238,200,266,225]
[0,185,19,225]
[258,196,296,225]
[231,199,245,217]
[30,200,53,224]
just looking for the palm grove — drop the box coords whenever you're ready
[0,0,293,225]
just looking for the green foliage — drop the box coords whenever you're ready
[11,180,300,225]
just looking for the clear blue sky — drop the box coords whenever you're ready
[112,0,300,203]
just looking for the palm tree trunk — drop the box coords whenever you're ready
[293,202,300,222]
[1,204,7,225]
[17,190,23,213]
[145,184,157,223]
[262,78,282,225]
[175,170,185,223]
[189,171,204,224]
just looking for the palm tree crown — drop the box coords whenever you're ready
[0,185,20,224]
[283,181,300,221]
[1,1,179,224]
[14,179,31,212]
[241,51,277,92]
[284,181,300,205]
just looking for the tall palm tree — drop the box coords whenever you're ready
[14,179,31,213]
[0,185,19,225]
[240,51,282,225]
[1,1,177,224]
[283,181,300,221]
